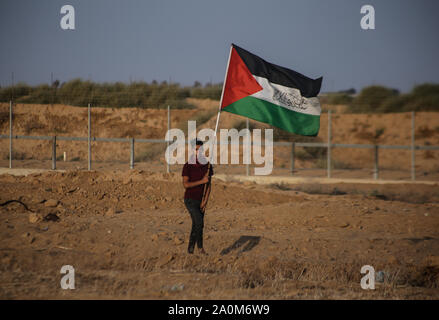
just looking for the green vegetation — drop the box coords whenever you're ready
[3,80,438,115]
[349,83,439,113]
[321,93,354,105]
[193,109,217,126]
[350,85,399,113]
[189,82,223,100]
[0,79,223,109]
[319,88,355,106]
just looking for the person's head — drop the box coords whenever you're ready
[191,139,203,154]
[196,140,203,152]
[192,139,204,152]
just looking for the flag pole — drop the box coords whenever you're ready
[201,44,233,213]
[210,44,232,162]
[213,44,233,140]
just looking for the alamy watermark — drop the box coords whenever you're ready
[60,265,75,289]
[360,265,375,290]
[60,5,75,30]
[361,5,375,30]
[165,121,274,175]
[58,4,374,31]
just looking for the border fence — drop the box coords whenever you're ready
[1,101,439,181]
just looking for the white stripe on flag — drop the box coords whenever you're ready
[251,76,321,116]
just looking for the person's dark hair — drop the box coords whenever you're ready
[191,138,204,146]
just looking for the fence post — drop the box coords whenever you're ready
[88,103,91,171]
[411,111,415,181]
[327,110,332,178]
[167,105,170,173]
[130,137,134,169]
[246,118,250,176]
[291,142,295,175]
[9,101,12,169]
[373,145,379,180]
[52,136,57,170]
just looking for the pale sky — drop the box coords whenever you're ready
[1,0,439,93]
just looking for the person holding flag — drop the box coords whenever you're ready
[182,139,213,255]
[181,43,322,254]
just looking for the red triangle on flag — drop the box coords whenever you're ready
[220,47,263,109]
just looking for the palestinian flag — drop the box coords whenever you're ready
[220,44,323,136]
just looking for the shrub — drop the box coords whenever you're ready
[192,109,216,125]
[0,82,32,102]
[350,86,399,113]
[379,95,411,113]
[4,80,438,113]
[411,83,439,97]
[18,84,53,104]
[351,83,439,113]
[0,79,214,109]
[190,83,222,100]
[325,93,354,105]
[403,94,439,112]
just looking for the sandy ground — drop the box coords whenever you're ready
[0,168,438,299]
[1,99,438,299]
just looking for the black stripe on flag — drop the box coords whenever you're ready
[232,43,323,98]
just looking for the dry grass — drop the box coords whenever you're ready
[424,150,436,159]
[23,117,45,135]
[269,183,292,191]
[416,126,436,139]
[3,150,27,160]
[284,183,439,204]
[121,128,141,138]
[134,143,165,162]
[139,255,439,295]
[0,111,9,126]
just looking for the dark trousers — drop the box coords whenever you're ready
[184,198,204,250]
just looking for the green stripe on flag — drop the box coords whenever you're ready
[223,96,320,136]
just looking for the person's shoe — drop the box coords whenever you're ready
[188,247,194,254]
[199,248,208,255]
